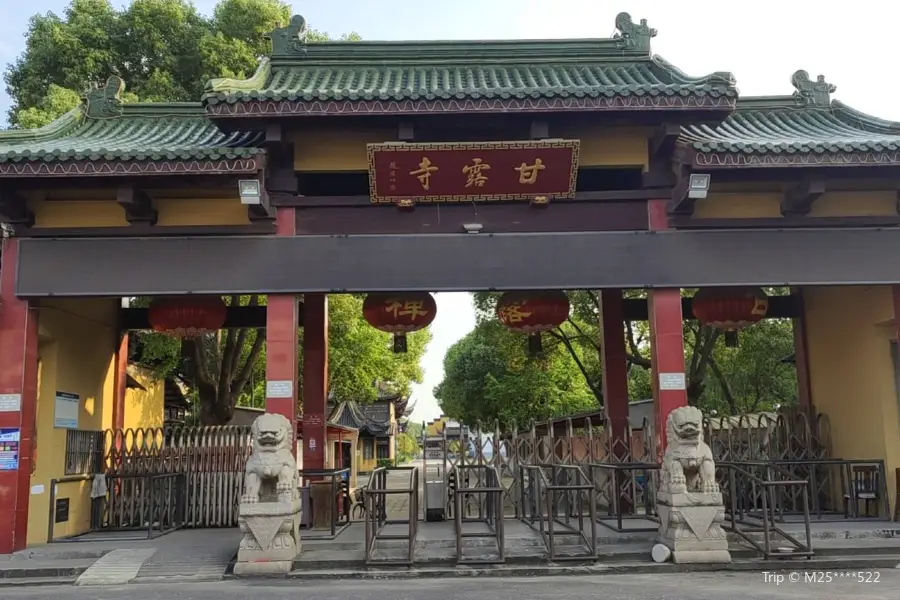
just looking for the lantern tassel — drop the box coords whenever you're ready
[724,330,739,347]
[527,333,543,356]
[393,333,408,353]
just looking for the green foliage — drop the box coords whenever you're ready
[445,291,798,424]
[376,458,393,469]
[404,421,424,441]
[131,294,430,424]
[4,0,360,125]
[396,432,420,463]
[434,320,596,428]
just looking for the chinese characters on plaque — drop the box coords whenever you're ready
[366,140,580,203]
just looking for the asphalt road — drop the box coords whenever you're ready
[5,571,900,600]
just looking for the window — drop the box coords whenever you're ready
[376,439,390,460]
[65,430,102,475]
[363,438,374,460]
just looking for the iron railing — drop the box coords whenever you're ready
[718,462,814,559]
[363,466,420,566]
[49,473,186,543]
[452,464,505,565]
[298,467,351,540]
[519,464,597,561]
[588,461,660,533]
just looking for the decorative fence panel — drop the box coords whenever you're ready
[101,426,252,529]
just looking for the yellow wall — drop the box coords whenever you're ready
[290,124,649,171]
[154,197,250,226]
[27,298,118,546]
[122,366,165,430]
[27,195,249,228]
[695,191,898,219]
[804,286,900,517]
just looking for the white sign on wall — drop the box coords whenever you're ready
[0,394,21,412]
[266,380,294,399]
[658,373,687,391]
[53,392,80,429]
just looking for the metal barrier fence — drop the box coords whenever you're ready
[452,464,505,565]
[719,462,814,559]
[298,467,352,539]
[588,462,660,533]
[101,426,251,529]
[364,466,420,566]
[48,473,186,543]
[519,464,597,561]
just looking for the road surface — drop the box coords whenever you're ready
[4,571,899,599]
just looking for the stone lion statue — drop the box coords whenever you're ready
[242,413,299,503]
[659,406,719,494]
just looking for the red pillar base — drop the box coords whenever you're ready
[0,237,39,553]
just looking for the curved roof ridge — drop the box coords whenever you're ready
[0,108,83,143]
[833,100,900,135]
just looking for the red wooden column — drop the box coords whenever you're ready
[600,289,630,460]
[302,293,328,471]
[266,208,300,452]
[647,200,688,458]
[0,237,39,553]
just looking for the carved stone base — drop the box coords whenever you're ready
[656,491,731,564]
[233,500,302,577]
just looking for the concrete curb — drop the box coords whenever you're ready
[0,576,79,588]
[0,565,91,579]
[278,556,900,581]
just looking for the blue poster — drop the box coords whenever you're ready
[0,428,20,471]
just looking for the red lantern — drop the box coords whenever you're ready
[148,296,227,337]
[363,292,437,353]
[691,287,768,347]
[496,291,570,354]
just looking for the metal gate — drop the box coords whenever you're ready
[99,425,252,531]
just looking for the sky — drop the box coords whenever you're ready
[2,0,898,423]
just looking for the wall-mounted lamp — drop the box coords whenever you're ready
[396,198,415,211]
[238,179,262,205]
[463,223,483,234]
[530,195,549,208]
[688,173,711,199]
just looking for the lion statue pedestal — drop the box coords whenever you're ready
[233,413,302,577]
[654,406,731,564]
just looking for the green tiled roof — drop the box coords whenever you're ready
[680,70,900,157]
[202,13,737,106]
[0,77,262,164]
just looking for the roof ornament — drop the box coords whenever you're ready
[83,76,125,119]
[790,70,835,108]
[613,12,656,53]
[267,15,309,58]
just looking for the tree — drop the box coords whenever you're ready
[468,290,797,419]
[133,294,430,424]
[396,432,420,463]
[7,1,379,424]
[4,0,360,126]
[434,320,596,428]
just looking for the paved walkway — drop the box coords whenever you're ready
[2,529,241,586]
